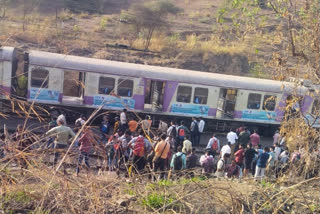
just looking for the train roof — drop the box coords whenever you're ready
[0,46,15,61]
[23,48,305,94]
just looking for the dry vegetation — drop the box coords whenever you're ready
[2,0,320,213]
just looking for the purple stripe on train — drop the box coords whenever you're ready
[234,111,242,119]
[301,95,313,113]
[84,96,93,105]
[133,94,144,110]
[0,85,11,95]
[208,108,217,117]
[163,81,179,112]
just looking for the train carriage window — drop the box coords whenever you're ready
[118,79,133,97]
[31,68,49,88]
[263,95,277,111]
[194,87,208,104]
[99,77,115,95]
[312,99,320,115]
[247,93,261,109]
[177,86,192,103]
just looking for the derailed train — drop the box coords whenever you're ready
[0,46,318,135]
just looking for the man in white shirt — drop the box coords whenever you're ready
[227,128,238,155]
[274,143,281,161]
[198,117,205,145]
[220,142,231,160]
[120,109,127,125]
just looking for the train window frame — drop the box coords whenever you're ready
[312,99,320,115]
[176,85,192,103]
[99,76,115,95]
[31,68,49,88]
[247,93,261,110]
[117,79,134,97]
[193,87,208,105]
[263,95,277,111]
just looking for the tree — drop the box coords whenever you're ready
[120,0,182,50]
[0,0,11,18]
[219,0,320,178]
[22,0,39,31]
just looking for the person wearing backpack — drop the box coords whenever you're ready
[206,133,220,158]
[167,121,177,150]
[215,153,229,178]
[170,146,186,177]
[190,117,199,146]
[128,130,152,173]
[200,150,215,176]
[177,121,189,149]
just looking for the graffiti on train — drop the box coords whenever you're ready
[170,103,209,116]
[93,95,135,109]
[241,110,276,121]
[29,88,60,102]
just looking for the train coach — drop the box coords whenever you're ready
[0,46,319,134]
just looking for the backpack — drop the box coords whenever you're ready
[133,137,145,157]
[202,156,214,173]
[178,127,185,139]
[192,122,199,134]
[211,138,218,151]
[169,126,177,138]
[173,153,184,170]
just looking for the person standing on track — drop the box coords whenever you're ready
[243,143,256,177]
[182,136,192,155]
[238,127,250,148]
[76,127,92,176]
[158,120,168,135]
[120,109,128,132]
[153,134,170,180]
[250,130,260,148]
[227,128,238,155]
[177,121,189,149]
[128,118,138,135]
[198,117,205,146]
[46,118,75,173]
[128,130,152,174]
[140,115,152,136]
[254,147,270,181]
[170,146,187,177]
[167,121,177,151]
[190,117,199,146]
[206,133,220,158]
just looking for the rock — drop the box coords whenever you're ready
[116,195,136,207]
[116,199,129,207]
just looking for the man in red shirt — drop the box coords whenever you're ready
[76,128,93,175]
[250,130,260,147]
[234,144,245,170]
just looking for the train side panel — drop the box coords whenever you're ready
[234,90,282,124]
[166,82,219,118]
[27,65,63,104]
[84,72,143,111]
[0,60,13,98]
[0,47,15,98]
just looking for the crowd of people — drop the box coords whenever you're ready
[0,109,305,181]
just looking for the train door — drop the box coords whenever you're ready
[144,79,166,112]
[62,70,85,105]
[11,50,28,98]
[216,88,238,118]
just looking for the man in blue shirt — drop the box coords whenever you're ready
[170,146,187,172]
[254,147,270,181]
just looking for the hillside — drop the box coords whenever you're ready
[0,0,280,77]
